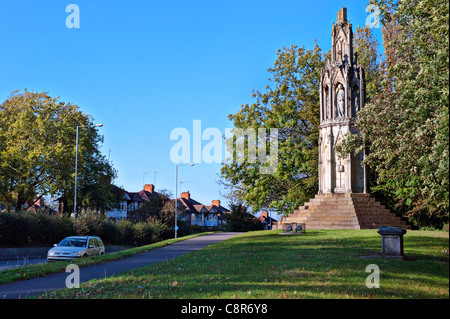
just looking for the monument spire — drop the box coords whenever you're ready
[276,8,410,231]
[319,7,365,194]
[331,7,353,65]
[337,7,347,23]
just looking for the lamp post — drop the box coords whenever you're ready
[74,123,103,231]
[175,163,194,238]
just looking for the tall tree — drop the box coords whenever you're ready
[357,0,449,227]
[0,90,118,214]
[220,44,325,214]
[353,25,385,103]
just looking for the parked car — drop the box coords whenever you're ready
[47,236,105,261]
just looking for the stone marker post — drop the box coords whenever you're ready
[377,226,407,259]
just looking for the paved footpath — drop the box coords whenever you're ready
[0,232,241,299]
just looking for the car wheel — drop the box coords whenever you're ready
[82,253,88,258]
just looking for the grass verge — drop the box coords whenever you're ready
[39,229,449,299]
[0,232,214,285]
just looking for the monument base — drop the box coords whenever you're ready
[277,193,410,230]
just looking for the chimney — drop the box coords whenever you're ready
[261,211,268,218]
[144,184,155,193]
[181,191,190,200]
[34,198,44,207]
[212,200,220,207]
[337,7,347,23]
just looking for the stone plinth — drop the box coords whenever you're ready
[378,226,407,258]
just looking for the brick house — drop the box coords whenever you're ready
[257,211,278,230]
[178,191,229,229]
[106,184,164,222]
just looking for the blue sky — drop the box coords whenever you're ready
[0,0,381,214]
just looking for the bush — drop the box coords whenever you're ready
[0,210,193,247]
[222,203,265,232]
[0,211,73,247]
[148,218,169,242]
[134,222,154,246]
[0,212,28,246]
[27,210,72,245]
[116,220,136,246]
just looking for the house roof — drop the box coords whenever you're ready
[258,215,278,225]
[126,192,143,202]
[122,186,168,204]
[178,195,230,218]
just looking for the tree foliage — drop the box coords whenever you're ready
[222,203,264,232]
[220,44,325,214]
[0,90,118,214]
[357,0,449,227]
[222,1,447,228]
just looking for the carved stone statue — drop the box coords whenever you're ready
[336,84,345,117]
[352,89,360,117]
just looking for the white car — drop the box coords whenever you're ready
[47,236,105,261]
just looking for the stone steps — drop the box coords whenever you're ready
[279,193,411,230]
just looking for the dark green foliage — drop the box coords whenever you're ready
[222,203,264,232]
[221,45,325,215]
[0,90,120,215]
[357,0,449,228]
[0,210,72,246]
[0,210,187,247]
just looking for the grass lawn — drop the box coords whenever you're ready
[0,232,214,285]
[39,229,449,299]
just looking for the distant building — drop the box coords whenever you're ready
[106,186,231,228]
[106,184,164,222]
[25,198,58,215]
[257,211,278,230]
[178,191,230,229]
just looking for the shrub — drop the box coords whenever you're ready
[0,210,195,247]
[116,220,136,246]
[0,212,28,246]
[148,218,169,242]
[134,222,154,246]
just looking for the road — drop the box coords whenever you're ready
[0,232,241,299]
[0,258,47,271]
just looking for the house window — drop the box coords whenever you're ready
[191,213,196,222]
[120,201,127,211]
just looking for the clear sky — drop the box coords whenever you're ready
[0,0,382,214]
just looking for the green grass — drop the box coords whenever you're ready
[38,229,449,299]
[0,232,214,285]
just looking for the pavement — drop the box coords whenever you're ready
[0,232,241,299]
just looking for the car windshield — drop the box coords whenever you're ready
[58,238,87,247]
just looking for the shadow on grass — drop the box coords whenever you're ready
[39,230,449,299]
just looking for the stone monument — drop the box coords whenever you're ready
[319,7,367,194]
[278,8,410,230]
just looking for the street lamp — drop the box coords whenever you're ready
[74,123,103,231]
[175,163,194,238]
